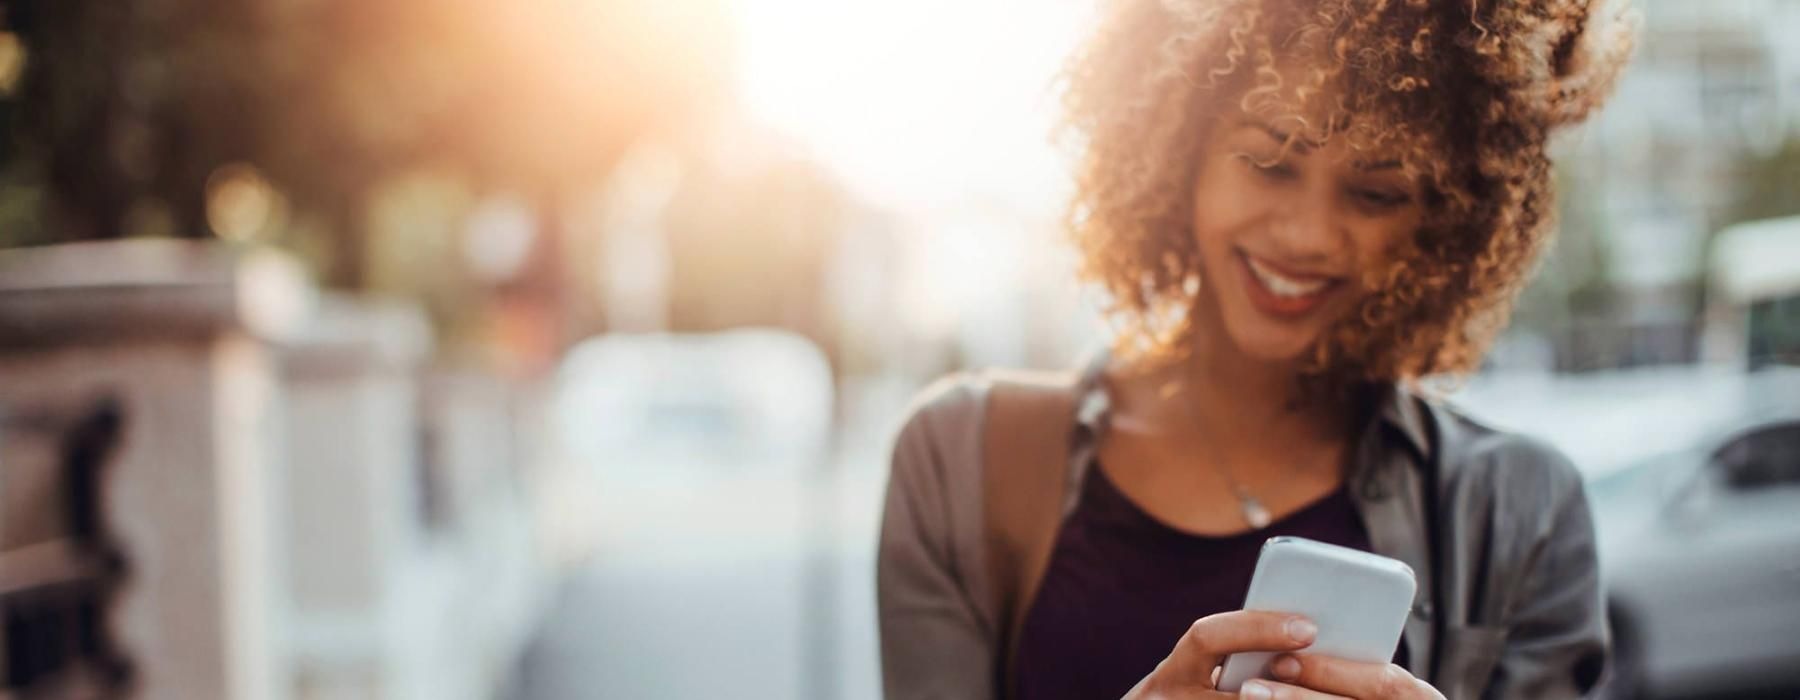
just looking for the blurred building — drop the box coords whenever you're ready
[1545,0,1800,371]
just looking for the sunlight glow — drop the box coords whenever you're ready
[731,0,1089,212]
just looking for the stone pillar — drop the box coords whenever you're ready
[0,239,309,700]
[276,296,441,700]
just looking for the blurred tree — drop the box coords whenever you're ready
[0,0,735,371]
[0,0,731,283]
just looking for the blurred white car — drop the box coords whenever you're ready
[553,329,835,479]
[1587,369,1800,700]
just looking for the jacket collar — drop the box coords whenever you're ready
[1374,380,1433,465]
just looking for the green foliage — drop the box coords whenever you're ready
[0,0,731,286]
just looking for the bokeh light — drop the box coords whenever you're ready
[205,163,281,242]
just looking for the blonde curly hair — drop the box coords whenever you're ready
[1061,0,1637,388]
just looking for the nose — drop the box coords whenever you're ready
[1264,185,1345,267]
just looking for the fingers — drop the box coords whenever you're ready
[1237,679,1351,700]
[1123,672,1238,700]
[1122,684,1236,700]
[1269,653,1445,699]
[1154,611,1317,688]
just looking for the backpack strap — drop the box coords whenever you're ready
[981,368,1082,699]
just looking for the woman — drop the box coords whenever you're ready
[878,0,1637,698]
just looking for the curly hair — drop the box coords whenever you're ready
[1061,0,1637,388]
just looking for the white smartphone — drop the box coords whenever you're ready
[1214,536,1417,692]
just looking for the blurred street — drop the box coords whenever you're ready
[504,478,884,700]
[503,376,905,700]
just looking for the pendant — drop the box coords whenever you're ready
[1240,496,1272,530]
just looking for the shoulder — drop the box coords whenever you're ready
[1425,399,1589,527]
[887,363,1092,486]
[892,372,989,456]
[890,366,1084,455]
[880,373,996,601]
[905,371,988,424]
[885,372,991,498]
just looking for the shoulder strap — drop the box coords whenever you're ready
[980,368,1081,699]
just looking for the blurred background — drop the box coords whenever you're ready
[0,0,1794,698]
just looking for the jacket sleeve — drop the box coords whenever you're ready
[877,377,997,700]
[1485,447,1609,700]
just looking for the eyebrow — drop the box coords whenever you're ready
[1238,120,1404,172]
[1240,120,1313,155]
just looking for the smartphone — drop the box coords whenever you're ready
[1214,536,1417,692]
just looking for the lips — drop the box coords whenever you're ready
[1235,251,1343,318]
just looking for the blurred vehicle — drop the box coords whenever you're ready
[553,329,834,480]
[1451,365,1784,481]
[1587,368,1800,700]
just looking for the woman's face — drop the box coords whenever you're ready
[1190,103,1424,364]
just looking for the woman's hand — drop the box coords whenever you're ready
[1235,652,1445,700]
[1122,611,1444,700]
[1123,611,1316,699]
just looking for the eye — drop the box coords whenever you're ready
[1233,151,1297,180]
[1349,186,1411,210]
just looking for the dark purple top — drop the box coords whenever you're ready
[1013,461,1406,700]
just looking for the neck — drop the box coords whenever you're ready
[1176,300,1354,452]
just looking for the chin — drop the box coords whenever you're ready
[1221,318,1319,363]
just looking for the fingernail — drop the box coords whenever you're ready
[1272,655,1302,680]
[1241,680,1273,700]
[1286,617,1317,643]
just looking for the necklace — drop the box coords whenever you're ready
[1217,458,1274,529]
[1157,378,1278,530]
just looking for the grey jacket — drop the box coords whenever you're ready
[878,360,1608,699]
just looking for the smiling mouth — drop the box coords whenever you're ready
[1236,250,1343,317]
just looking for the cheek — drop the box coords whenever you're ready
[1190,163,1265,248]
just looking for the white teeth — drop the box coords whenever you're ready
[1245,256,1330,298]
